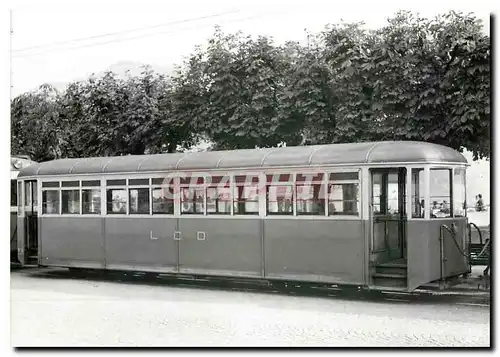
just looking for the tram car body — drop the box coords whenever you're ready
[11,156,37,262]
[16,141,470,291]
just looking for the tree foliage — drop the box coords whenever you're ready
[11,11,490,162]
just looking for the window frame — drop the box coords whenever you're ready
[206,175,232,216]
[151,179,175,216]
[429,167,453,219]
[128,178,151,215]
[232,174,260,216]
[179,176,206,216]
[106,180,128,216]
[265,173,295,216]
[326,169,361,218]
[61,185,81,215]
[295,172,326,216]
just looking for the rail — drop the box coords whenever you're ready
[468,223,490,276]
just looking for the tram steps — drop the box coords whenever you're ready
[372,260,407,288]
[374,264,407,276]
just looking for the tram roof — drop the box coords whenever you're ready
[18,141,467,178]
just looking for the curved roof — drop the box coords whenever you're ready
[18,141,467,178]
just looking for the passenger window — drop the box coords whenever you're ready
[181,187,205,214]
[106,188,127,214]
[453,168,466,217]
[266,174,293,215]
[411,168,425,218]
[296,173,325,216]
[206,176,231,215]
[82,188,101,214]
[233,175,259,215]
[129,187,150,214]
[329,171,359,216]
[62,190,80,214]
[42,190,60,214]
[152,187,174,215]
[328,183,359,216]
[430,168,452,218]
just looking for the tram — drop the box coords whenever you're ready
[15,141,470,291]
[10,156,37,262]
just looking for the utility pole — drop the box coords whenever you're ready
[10,9,13,100]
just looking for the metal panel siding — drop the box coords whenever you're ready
[263,219,365,284]
[176,151,226,170]
[39,217,104,267]
[70,157,108,174]
[104,217,178,271]
[36,158,81,175]
[178,218,262,276]
[368,142,467,164]
[442,218,469,277]
[311,142,375,165]
[407,219,468,290]
[262,145,322,167]
[136,153,186,172]
[103,156,145,173]
[218,148,274,168]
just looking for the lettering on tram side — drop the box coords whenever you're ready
[156,168,333,203]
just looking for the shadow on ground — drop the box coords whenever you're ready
[11,265,490,308]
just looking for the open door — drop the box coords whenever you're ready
[23,180,38,265]
[370,168,407,264]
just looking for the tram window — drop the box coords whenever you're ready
[129,188,150,214]
[82,189,101,214]
[233,175,259,215]
[453,168,466,217]
[181,187,205,214]
[152,177,174,186]
[24,181,31,206]
[11,180,17,207]
[62,190,80,214]
[129,178,149,186]
[430,169,452,218]
[328,183,359,216]
[266,174,293,215]
[106,189,127,214]
[411,168,425,218]
[207,176,231,215]
[32,182,38,206]
[42,190,60,214]
[82,180,100,187]
[61,181,80,187]
[152,187,174,214]
[17,181,22,212]
[329,172,359,181]
[42,181,60,188]
[296,173,325,215]
[387,172,399,214]
[107,179,126,186]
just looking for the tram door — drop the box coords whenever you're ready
[23,180,38,264]
[370,168,407,263]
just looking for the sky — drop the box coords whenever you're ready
[8,0,493,96]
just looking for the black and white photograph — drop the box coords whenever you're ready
[2,0,493,349]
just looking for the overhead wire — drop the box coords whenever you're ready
[13,13,264,59]
[12,9,242,56]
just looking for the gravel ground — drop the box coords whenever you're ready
[10,267,491,347]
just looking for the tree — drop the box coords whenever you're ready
[11,84,63,162]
